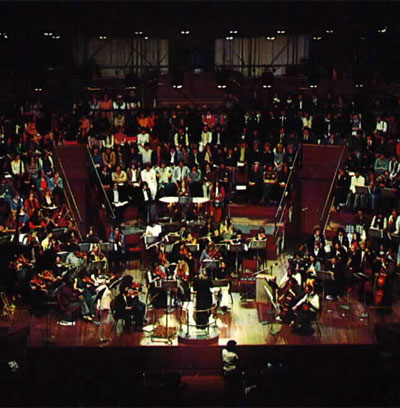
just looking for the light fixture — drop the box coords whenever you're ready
[276,30,286,34]
[266,36,276,41]
[51,34,61,40]
[312,36,322,41]
[134,31,143,35]
[229,30,238,34]
[180,30,190,35]
[99,35,108,40]
[261,70,274,89]
[225,36,234,41]
[355,83,364,88]
[34,88,43,92]
[1,32,8,39]
[144,36,149,40]
[378,26,387,33]
[309,84,318,89]
[43,32,53,37]
[325,29,334,34]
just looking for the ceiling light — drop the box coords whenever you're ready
[378,27,387,33]
[312,36,322,41]
[276,30,286,34]
[325,29,334,34]
[266,36,276,41]
[99,36,108,40]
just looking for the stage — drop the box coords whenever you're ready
[5,292,398,349]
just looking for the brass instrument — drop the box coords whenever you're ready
[0,292,15,324]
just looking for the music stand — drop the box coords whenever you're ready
[144,235,159,249]
[229,243,245,277]
[316,270,334,301]
[152,280,178,345]
[94,287,110,344]
[201,259,221,281]
[186,244,200,253]
[250,240,267,270]
[368,229,384,240]
[88,260,106,274]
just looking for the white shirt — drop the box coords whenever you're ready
[350,175,365,194]
[222,349,238,373]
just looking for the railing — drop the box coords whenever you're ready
[319,145,347,234]
[274,145,301,236]
[53,148,83,240]
[87,146,116,220]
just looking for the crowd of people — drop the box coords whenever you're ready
[1,84,400,331]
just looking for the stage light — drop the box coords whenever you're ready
[180,30,190,35]
[325,29,334,34]
[125,72,140,89]
[216,71,228,89]
[34,87,43,92]
[144,36,149,40]
[378,26,387,33]
[225,36,234,41]
[52,34,61,40]
[312,36,322,41]
[229,30,238,34]
[309,84,318,88]
[99,36,108,40]
[171,69,184,89]
[134,31,143,35]
[276,30,286,34]
[355,83,364,88]
[43,32,53,37]
[1,32,8,39]
[260,70,274,89]
[266,36,276,41]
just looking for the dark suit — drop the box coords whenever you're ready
[115,292,145,331]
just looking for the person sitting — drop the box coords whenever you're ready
[58,277,91,322]
[114,284,146,332]
[292,283,320,336]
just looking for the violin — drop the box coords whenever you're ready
[158,250,169,266]
[155,265,168,280]
[82,275,95,285]
[179,244,193,260]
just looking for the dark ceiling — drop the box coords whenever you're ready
[0,1,398,38]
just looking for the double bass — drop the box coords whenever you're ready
[375,262,387,306]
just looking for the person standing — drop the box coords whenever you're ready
[193,269,213,329]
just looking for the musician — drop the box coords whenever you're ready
[114,284,146,332]
[108,226,127,270]
[325,256,345,299]
[292,283,320,335]
[200,243,222,279]
[220,217,234,237]
[307,226,326,252]
[311,241,326,261]
[147,263,168,309]
[84,226,100,244]
[58,277,91,321]
[173,260,190,301]
[210,180,226,223]
[333,228,349,251]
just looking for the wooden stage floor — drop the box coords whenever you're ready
[5,292,399,348]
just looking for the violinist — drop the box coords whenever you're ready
[114,284,145,333]
[89,243,108,272]
[173,260,191,301]
[147,262,167,309]
[74,271,96,319]
[292,282,320,335]
[220,217,234,237]
[178,243,195,279]
[200,243,223,279]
